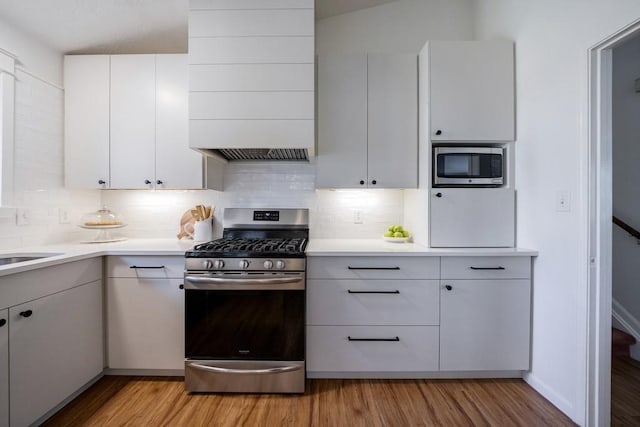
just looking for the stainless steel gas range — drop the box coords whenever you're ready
[183,208,308,393]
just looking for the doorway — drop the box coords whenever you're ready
[588,18,640,427]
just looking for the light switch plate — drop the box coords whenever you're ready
[556,191,571,212]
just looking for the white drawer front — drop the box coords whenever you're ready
[189,10,314,37]
[308,257,439,280]
[307,326,439,372]
[189,37,314,64]
[190,92,314,120]
[190,120,314,149]
[308,279,439,326]
[441,256,530,279]
[190,0,314,9]
[190,64,314,92]
[107,256,184,278]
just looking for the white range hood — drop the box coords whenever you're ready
[188,0,315,161]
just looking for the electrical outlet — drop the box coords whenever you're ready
[556,191,571,212]
[16,208,29,226]
[59,208,70,224]
[353,209,364,224]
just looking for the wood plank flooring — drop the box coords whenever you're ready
[612,356,640,426]
[43,377,575,426]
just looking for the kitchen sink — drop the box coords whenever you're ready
[0,254,62,266]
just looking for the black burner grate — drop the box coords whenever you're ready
[192,237,307,255]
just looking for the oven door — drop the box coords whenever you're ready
[434,147,503,186]
[183,272,305,393]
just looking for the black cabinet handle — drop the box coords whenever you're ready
[435,192,442,198]
[445,285,453,291]
[19,310,33,318]
[359,180,365,185]
[156,180,163,185]
[348,266,400,270]
[179,284,184,290]
[144,180,152,185]
[371,180,377,185]
[435,129,442,135]
[129,265,165,269]
[348,336,400,342]
[348,290,400,294]
[469,266,505,270]
[98,179,106,185]
[0,319,6,327]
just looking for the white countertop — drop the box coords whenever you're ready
[0,238,537,277]
[306,239,538,257]
[0,239,195,277]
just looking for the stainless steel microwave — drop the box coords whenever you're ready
[433,147,504,187]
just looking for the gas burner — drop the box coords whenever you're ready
[189,237,307,258]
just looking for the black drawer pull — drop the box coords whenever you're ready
[129,265,166,269]
[0,319,6,327]
[469,266,505,270]
[348,336,400,342]
[347,266,400,270]
[19,310,33,318]
[348,290,400,294]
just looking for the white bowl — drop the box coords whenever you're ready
[382,235,410,243]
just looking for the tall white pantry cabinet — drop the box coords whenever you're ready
[64,54,205,190]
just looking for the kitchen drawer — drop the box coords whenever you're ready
[307,279,439,326]
[308,257,439,280]
[307,326,439,372]
[190,0,314,10]
[106,256,184,279]
[188,37,314,65]
[441,256,530,279]
[189,9,314,37]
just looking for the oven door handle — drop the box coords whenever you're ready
[188,362,302,375]
[184,275,305,290]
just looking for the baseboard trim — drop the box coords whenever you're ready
[523,372,575,422]
[105,368,185,376]
[307,370,524,379]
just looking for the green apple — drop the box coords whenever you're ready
[393,231,404,238]
[402,230,410,237]
[384,231,394,237]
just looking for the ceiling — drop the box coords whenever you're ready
[0,0,398,55]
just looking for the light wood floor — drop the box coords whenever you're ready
[43,376,575,426]
[612,356,640,426]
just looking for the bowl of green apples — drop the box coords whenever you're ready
[383,224,411,243]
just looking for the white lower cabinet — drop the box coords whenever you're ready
[106,256,185,371]
[0,309,8,427]
[9,280,103,427]
[307,255,532,377]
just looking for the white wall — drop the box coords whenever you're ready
[612,35,640,354]
[474,1,640,424]
[316,0,474,54]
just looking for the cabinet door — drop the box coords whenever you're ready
[155,54,203,189]
[317,54,368,188]
[108,277,184,370]
[110,55,156,189]
[9,280,103,427]
[367,54,418,188]
[430,188,515,247]
[64,55,110,188]
[0,309,7,427]
[440,279,530,371]
[429,41,514,141]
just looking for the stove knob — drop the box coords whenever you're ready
[263,260,274,269]
[239,260,250,269]
[202,260,213,269]
[275,260,286,270]
[213,260,225,269]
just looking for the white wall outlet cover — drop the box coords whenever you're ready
[556,190,571,212]
[16,208,29,226]
[353,209,364,224]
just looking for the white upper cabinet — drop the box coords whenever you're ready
[64,55,110,189]
[188,0,315,156]
[110,55,156,189]
[426,40,514,142]
[317,54,418,189]
[65,54,205,190]
[156,54,204,189]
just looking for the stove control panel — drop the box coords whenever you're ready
[186,257,305,272]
